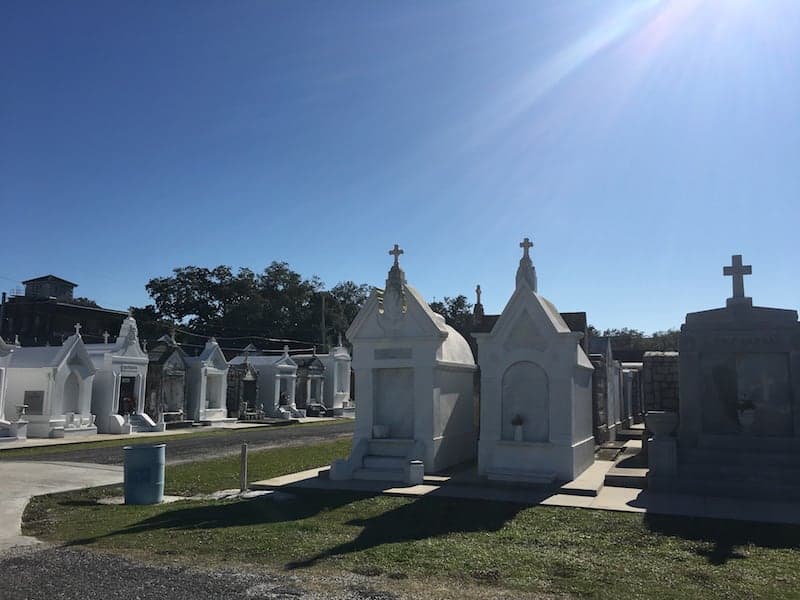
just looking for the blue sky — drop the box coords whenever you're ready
[2,0,798,333]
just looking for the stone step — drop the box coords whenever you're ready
[679,448,800,468]
[367,439,414,457]
[678,462,800,483]
[352,468,406,483]
[697,434,800,453]
[654,475,800,501]
[362,455,407,470]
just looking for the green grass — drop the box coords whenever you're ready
[166,437,352,495]
[22,440,800,600]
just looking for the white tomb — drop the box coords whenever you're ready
[0,336,25,440]
[4,326,98,438]
[86,315,162,434]
[186,338,230,423]
[229,346,303,419]
[474,238,594,484]
[291,338,352,415]
[330,245,477,484]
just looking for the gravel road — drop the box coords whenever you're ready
[6,421,355,465]
[0,545,402,600]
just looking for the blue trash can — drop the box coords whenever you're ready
[123,443,165,505]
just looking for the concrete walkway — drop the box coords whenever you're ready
[0,461,123,550]
[252,465,800,525]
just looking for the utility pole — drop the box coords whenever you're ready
[320,292,327,352]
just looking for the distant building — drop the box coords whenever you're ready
[0,275,127,346]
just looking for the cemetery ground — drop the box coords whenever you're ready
[10,439,800,600]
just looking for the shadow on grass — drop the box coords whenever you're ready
[287,495,525,570]
[65,489,367,546]
[644,513,800,565]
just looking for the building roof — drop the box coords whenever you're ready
[22,275,78,287]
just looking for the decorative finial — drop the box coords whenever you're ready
[283,344,290,355]
[142,339,148,351]
[102,331,110,344]
[723,254,752,307]
[312,345,317,355]
[520,237,534,259]
[389,243,404,266]
[74,323,82,336]
[14,334,20,347]
[473,284,485,322]
[338,332,343,347]
[515,237,538,292]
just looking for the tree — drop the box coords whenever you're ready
[133,262,370,350]
[429,295,473,334]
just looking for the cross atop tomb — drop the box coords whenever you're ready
[74,323,82,336]
[723,254,752,305]
[520,237,534,259]
[475,284,482,305]
[103,331,110,344]
[389,244,404,266]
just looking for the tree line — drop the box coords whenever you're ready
[130,263,679,353]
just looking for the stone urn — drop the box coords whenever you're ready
[644,411,678,441]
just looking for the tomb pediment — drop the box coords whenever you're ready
[348,287,446,342]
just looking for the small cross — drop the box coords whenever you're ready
[74,323,82,336]
[475,284,482,304]
[723,254,752,299]
[389,244,404,266]
[520,237,534,259]
[102,331,110,344]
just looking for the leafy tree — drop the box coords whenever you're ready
[429,295,473,334]
[134,262,370,350]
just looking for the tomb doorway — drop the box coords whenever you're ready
[501,361,549,442]
[63,372,80,415]
[118,376,137,415]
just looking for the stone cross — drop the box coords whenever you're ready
[74,323,82,336]
[723,254,752,299]
[102,331,110,344]
[520,237,534,259]
[475,285,482,305]
[389,244,404,266]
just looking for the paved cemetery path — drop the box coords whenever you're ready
[4,420,355,466]
[0,461,123,551]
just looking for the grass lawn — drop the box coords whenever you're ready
[23,440,800,600]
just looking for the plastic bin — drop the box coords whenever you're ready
[123,443,165,505]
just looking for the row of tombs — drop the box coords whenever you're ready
[329,242,800,500]
[0,317,353,439]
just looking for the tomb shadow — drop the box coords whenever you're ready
[643,513,800,565]
[287,495,525,570]
[64,489,368,546]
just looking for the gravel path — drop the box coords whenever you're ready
[8,421,355,465]
[0,545,402,600]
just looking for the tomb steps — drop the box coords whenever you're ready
[129,413,161,433]
[352,467,407,482]
[347,439,424,485]
[362,455,408,470]
[667,446,800,500]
